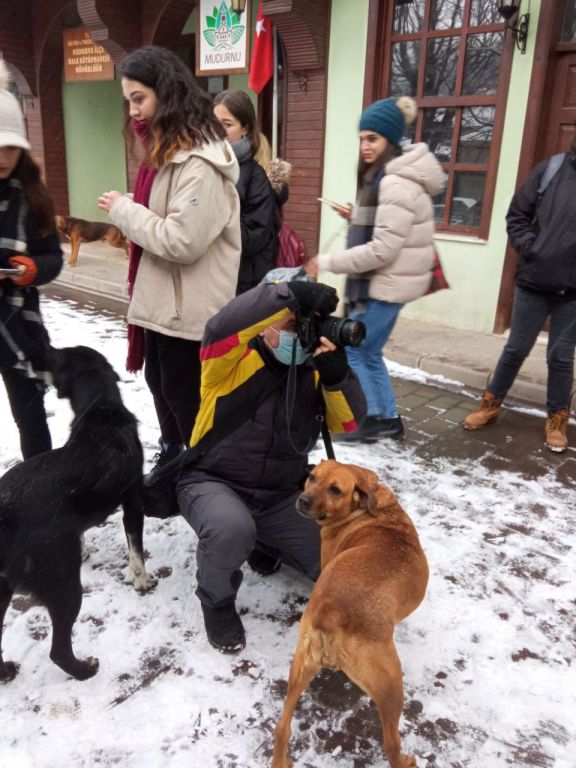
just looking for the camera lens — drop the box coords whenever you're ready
[339,318,366,347]
[318,317,366,348]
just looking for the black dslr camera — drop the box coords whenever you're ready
[295,313,366,352]
[283,270,366,352]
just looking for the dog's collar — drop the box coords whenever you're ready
[321,507,369,530]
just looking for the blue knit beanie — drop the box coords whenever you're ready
[359,97,417,145]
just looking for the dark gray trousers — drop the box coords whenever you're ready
[489,286,576,412]
[177,479,320,607]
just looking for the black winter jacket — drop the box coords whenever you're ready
[0,182,62,374]
[506,153,576,295]
[233,140,278,294]
[185,282,367,500]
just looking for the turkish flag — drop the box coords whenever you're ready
[248,2,273,94]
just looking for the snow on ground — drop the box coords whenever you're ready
[0,297,574,768]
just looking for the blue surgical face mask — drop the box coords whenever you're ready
[268,328,309,366]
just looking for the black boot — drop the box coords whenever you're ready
[332,415,404,443]
[201,601,246,654]
[247,548,282,576]
[375,416,405,440]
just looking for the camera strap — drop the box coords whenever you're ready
[283,335,337,461]
[321,419,336,460]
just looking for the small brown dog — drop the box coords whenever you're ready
[272,460,429,768]
[55,215,129,267]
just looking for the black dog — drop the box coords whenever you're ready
[0,345,156,682]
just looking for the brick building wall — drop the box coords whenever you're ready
[1,0,332,251]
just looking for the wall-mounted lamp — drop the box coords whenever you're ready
[497,0,530,54]
[231,0,247,17]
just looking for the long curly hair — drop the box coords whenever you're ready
[120,45,226,168]
[14,151,56,235]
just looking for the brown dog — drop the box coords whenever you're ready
[55,215,129,267]
[271,460,429,768]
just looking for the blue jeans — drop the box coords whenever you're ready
[489,286,576,412]
[346,299,404,419]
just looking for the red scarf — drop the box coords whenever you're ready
[126,120,158,373]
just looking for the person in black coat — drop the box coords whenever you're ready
[0,61,63,459]
[463,140,576,452]
[176,270,367,654]
[213,89,278,293]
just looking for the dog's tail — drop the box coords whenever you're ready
[107,226,129,251]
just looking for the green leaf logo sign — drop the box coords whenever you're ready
[204,2,245,50]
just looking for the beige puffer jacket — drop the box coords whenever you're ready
[109,140,241,340]
[318,143,446,303]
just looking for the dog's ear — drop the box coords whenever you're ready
[46,346,72,398]
[46,345,60,372]
[352,466,380,517]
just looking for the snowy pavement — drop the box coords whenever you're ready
[0,296,574,768]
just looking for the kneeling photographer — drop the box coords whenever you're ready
[176,267,367,654]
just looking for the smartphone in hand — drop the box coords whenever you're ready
[317,197,352,219]
[317,197,345,209]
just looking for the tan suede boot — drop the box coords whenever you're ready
[545,409,570,453]
[463,391,502,431]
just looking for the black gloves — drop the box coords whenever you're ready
[287,280,339,317]
[314,346,349,386]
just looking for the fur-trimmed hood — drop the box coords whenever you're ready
[266,158,292,194]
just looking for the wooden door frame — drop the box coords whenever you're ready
[262,0,331,255]
[493,1,566,332]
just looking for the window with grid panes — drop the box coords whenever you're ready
[387,0,510,236]
[562,0,576,41]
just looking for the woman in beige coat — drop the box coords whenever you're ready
[308,96,445,442]
[99,46,241,468]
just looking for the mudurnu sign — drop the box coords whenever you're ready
[197,1,251,76]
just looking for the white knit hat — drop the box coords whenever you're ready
[0,59,30,150]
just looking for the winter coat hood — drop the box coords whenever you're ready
[172,138,240,186]
[266,158,292,195]
[386,142,446,197]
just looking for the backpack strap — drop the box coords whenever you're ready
[537,154,565,197]
[145,371,282,489]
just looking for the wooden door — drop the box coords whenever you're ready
[542,47,576,156]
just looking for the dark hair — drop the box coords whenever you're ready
[213,89,261,155]
[357,142,403,188]
[120,45,226,167]
[14,151,55,235]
